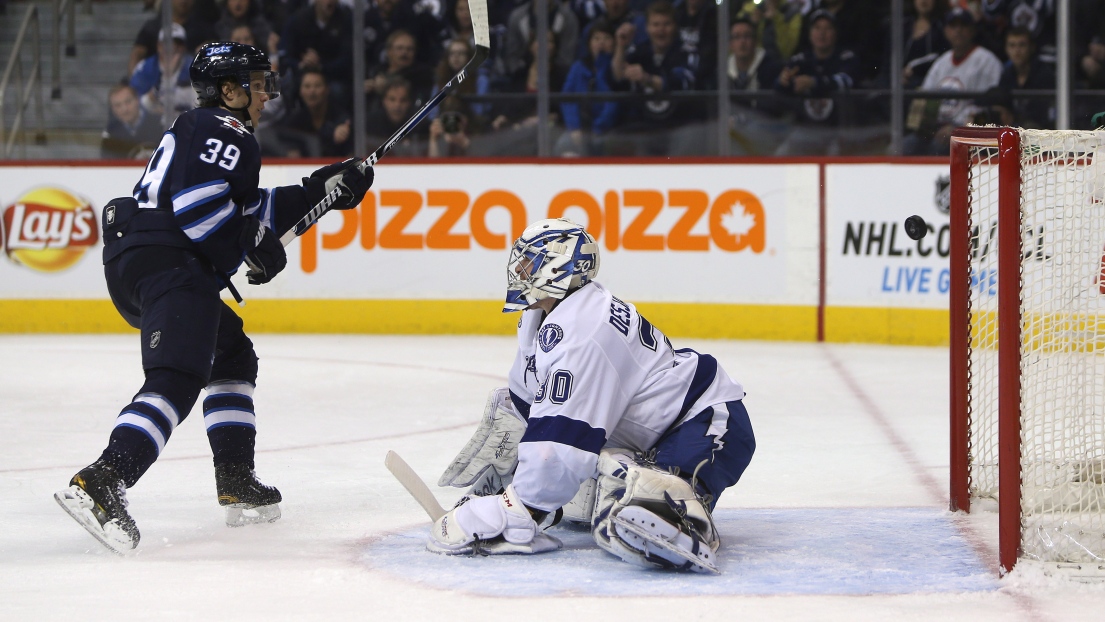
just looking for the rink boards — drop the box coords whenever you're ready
[0,160,955,344]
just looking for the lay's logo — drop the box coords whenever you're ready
[1,187,99,273]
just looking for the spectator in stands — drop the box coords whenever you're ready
[443,0,476,47]
[728,16,786,155]
[981,0,1055,62]
[570,0,607,27]
[736,0,805,62]
[365,30,435,112]
[365,77,428,157]
[901,0,949,88]
[503,0,580,81]
[675,0,718,86]
[580,0,648,61]
[277,66,352,158]
[215,0,279,69]
[904,8,1002,155]
[364,0,445,68]
[431,38,492,120]
[773,9,861,155]
[259,0,302,38]
[991,26,1055,128]
[129,0,218,76]
[282,0,353,103]
[485,30,566,156]
[1079,1,1105,90]
[428,96,476,158]
[610,0,698,156]
[810,0,883,83]
[101,84,164,160]
[129,24,196,122]
[557,17,620,156]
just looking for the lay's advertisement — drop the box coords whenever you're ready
[0,163,820,339]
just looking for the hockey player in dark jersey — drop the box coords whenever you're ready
[54,42,372,555]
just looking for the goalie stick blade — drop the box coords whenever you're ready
[613,506,720,574]
[384,451,447,522]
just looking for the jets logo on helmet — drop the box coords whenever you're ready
[504,218,600,312]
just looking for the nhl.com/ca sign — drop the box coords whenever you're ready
[0,187,99,273]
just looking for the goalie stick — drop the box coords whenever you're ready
[384,450,447,521]
[279,0,491,247]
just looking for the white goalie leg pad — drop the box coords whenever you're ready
[428,484,561,555]
[613,506,720,573]
[590,451,721,573]
[438,387,526,491]
[561,477,597,524]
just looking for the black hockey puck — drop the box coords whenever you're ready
[904,215,928,240]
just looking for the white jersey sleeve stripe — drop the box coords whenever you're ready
[171,180,230,215]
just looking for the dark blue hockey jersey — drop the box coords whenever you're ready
[128,106,312,274]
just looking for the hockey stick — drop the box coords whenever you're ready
[384,450,447,522]
[279,0,491,247]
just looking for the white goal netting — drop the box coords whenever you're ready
[966,129,1105,564]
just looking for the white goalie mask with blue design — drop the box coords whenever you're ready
[504,218,600,312]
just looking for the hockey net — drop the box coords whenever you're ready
[950,127,1105,575]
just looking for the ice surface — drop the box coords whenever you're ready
[2,335,1103,621]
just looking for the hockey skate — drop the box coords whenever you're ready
[613,505,720,574]
[215,463,282,527]
[54,460,140,555]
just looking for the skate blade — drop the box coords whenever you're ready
[53,487,137,556]
[613,506,719,574]
[225,503,281,527]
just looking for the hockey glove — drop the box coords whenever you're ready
[240,215,287,285]
[427,484,561,555]
[438,387,526,496]
[303,158,373,211]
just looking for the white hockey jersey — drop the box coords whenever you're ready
[507,281,746,512]
[920,45,1003,126]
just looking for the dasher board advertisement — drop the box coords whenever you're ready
[825,164,951,309]
[0,163,818,305]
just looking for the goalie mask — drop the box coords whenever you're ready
[504,218,600,312]
[190,42,280,115]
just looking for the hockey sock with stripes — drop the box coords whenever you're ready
[99,368,204,487]
[203,380,258,469]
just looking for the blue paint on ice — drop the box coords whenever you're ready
[359,507,998,596]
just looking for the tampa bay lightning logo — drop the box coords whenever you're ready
[538,323,564,353]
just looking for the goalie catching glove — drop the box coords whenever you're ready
[428,484,562,555]
[303,158,373,211]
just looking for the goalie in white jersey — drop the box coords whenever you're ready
[430,218,756,572]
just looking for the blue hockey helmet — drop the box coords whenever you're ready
[190,42,279,107]
[504,218,600,312]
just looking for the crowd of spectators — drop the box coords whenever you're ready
[100,0,1105,159]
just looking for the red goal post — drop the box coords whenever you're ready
[949,126,1105,576]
